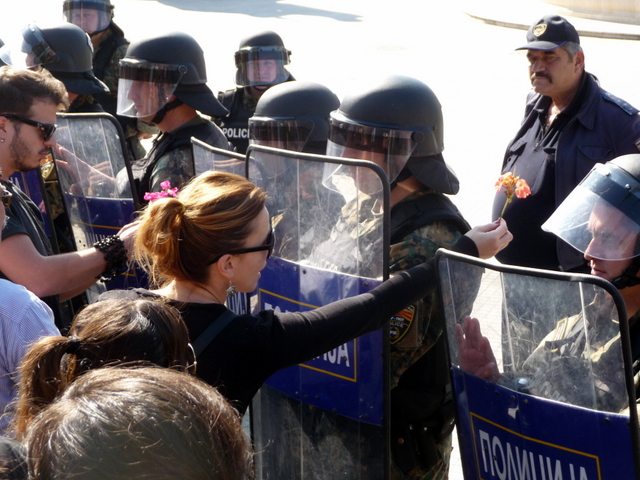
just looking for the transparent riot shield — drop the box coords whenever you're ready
[51,113,145,301]
[437,250,640,479]
[191,137,246,176]
[247,145,391,479]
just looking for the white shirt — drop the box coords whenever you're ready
[0,279,58,435]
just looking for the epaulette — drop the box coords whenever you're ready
[603,92,639,115]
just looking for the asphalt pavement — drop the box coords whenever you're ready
[3,1,640,478]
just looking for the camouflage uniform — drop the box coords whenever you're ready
[68,94,104,113]
[308,192,384,278]
[309,188,467,479]
[388,189,465,480]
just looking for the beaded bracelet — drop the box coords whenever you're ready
[93,235,128,282]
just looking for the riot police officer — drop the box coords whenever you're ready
[249,81,342,259]
[460,154,640,411]
[116,31,232,205]
[216,30,294,154]
[63,0,153,158]
[19,23,109,112]
[316,75,470,479]
[249,80,338,155]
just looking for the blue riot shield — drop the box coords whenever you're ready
[9,167,57,247]
[247,145,391,478]
[51,113,145,301]
[437,250,640,479]
[191,137,246,176]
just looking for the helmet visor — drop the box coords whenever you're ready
[325,111,417,187]
[63,2,112,34]
[542,163,640,261]
[0,25,59,69]
[235,46,290,87]
[249,117,313,152]
[117,60,186,118]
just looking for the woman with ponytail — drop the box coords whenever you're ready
[13,297,193,439]
[100,170,512,413]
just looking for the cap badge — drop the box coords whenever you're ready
[533,23,547,37]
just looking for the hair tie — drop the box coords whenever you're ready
[66,336,82,355]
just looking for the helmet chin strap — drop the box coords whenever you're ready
[390,167,412,191]
[87,21,112,38]
[611,257,640,290]
[151,98,183,125]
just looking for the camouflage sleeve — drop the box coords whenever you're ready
[101,43,128,96]
[148,146,196,193]
[388,220,463,388]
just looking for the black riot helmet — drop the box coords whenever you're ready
[250,81,339,155]
[63,0,114,35]
[326,75,459,194]
[543,154,640,289]
[117,32,228,121]
[234,30,291,88]
[20,23,108,95]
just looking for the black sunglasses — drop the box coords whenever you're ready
[208,228,275,265]
[0,113,57,141]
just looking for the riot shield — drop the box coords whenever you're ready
[51,113,145,301]
[247,145,391,479]
[9,167,59,249]
[191,137,246,176]
[437,250,640,479]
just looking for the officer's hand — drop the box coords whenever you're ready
[456,316,500,382]
[464,218,512,259]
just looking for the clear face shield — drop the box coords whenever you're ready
[117,59,186,118]
[322,112,417,196]
[542,163,640,261]
[0,25,58,69]
[63,3,112,35]
[248,116,313,152]
[234,46,290,87]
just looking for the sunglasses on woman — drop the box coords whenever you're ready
[208,228,275,265]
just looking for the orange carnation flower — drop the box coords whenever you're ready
[495,171,531,217]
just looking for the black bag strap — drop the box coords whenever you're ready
[192,309,237,356]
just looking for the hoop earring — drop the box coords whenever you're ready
[226,280,237,298]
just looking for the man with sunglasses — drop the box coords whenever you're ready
[0,66,136,329]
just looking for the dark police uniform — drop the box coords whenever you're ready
[216,73,294,154]
[120,116,232,205]
[493,72,640,272]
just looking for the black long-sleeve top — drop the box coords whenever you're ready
[99,237,477,413]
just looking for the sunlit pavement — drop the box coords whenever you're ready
[4,1,640,478]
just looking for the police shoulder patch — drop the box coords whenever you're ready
[635,138,640,152]
[602,92,639,115]
[389,304,416,345]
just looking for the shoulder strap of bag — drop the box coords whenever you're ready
[192,309,238,356]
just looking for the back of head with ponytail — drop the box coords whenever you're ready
[134,171,268,287]
[13,298,191,439]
